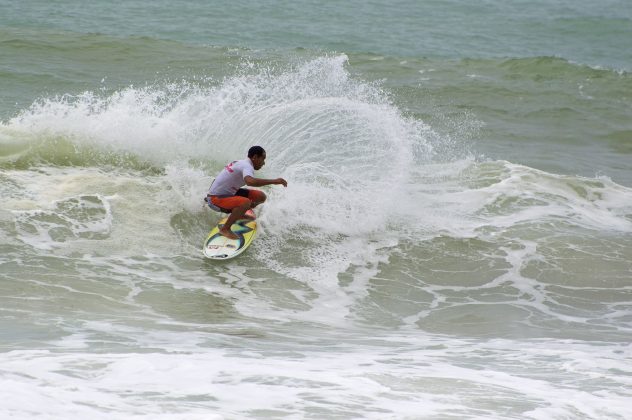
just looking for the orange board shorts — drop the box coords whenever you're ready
[209,188,265,212]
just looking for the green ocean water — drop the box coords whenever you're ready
[1,1,632,418]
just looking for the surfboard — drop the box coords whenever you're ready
[202,210,257,260]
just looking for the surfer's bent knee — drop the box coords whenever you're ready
[248,189,266,204]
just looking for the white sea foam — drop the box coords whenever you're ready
[1,334,630,419]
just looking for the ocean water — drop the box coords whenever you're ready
[1,1,632,418]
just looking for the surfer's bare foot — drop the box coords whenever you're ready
[219,227,238,240]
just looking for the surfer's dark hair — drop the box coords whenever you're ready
[248,146,265,158]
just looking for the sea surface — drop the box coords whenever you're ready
[1,1,632,418]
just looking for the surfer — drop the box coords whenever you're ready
[207,146,287,239]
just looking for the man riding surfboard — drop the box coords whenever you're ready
[206,146,287,239]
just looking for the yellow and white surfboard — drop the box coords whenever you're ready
[202,213,257,260]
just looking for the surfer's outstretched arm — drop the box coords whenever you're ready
[245,176,287,188]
